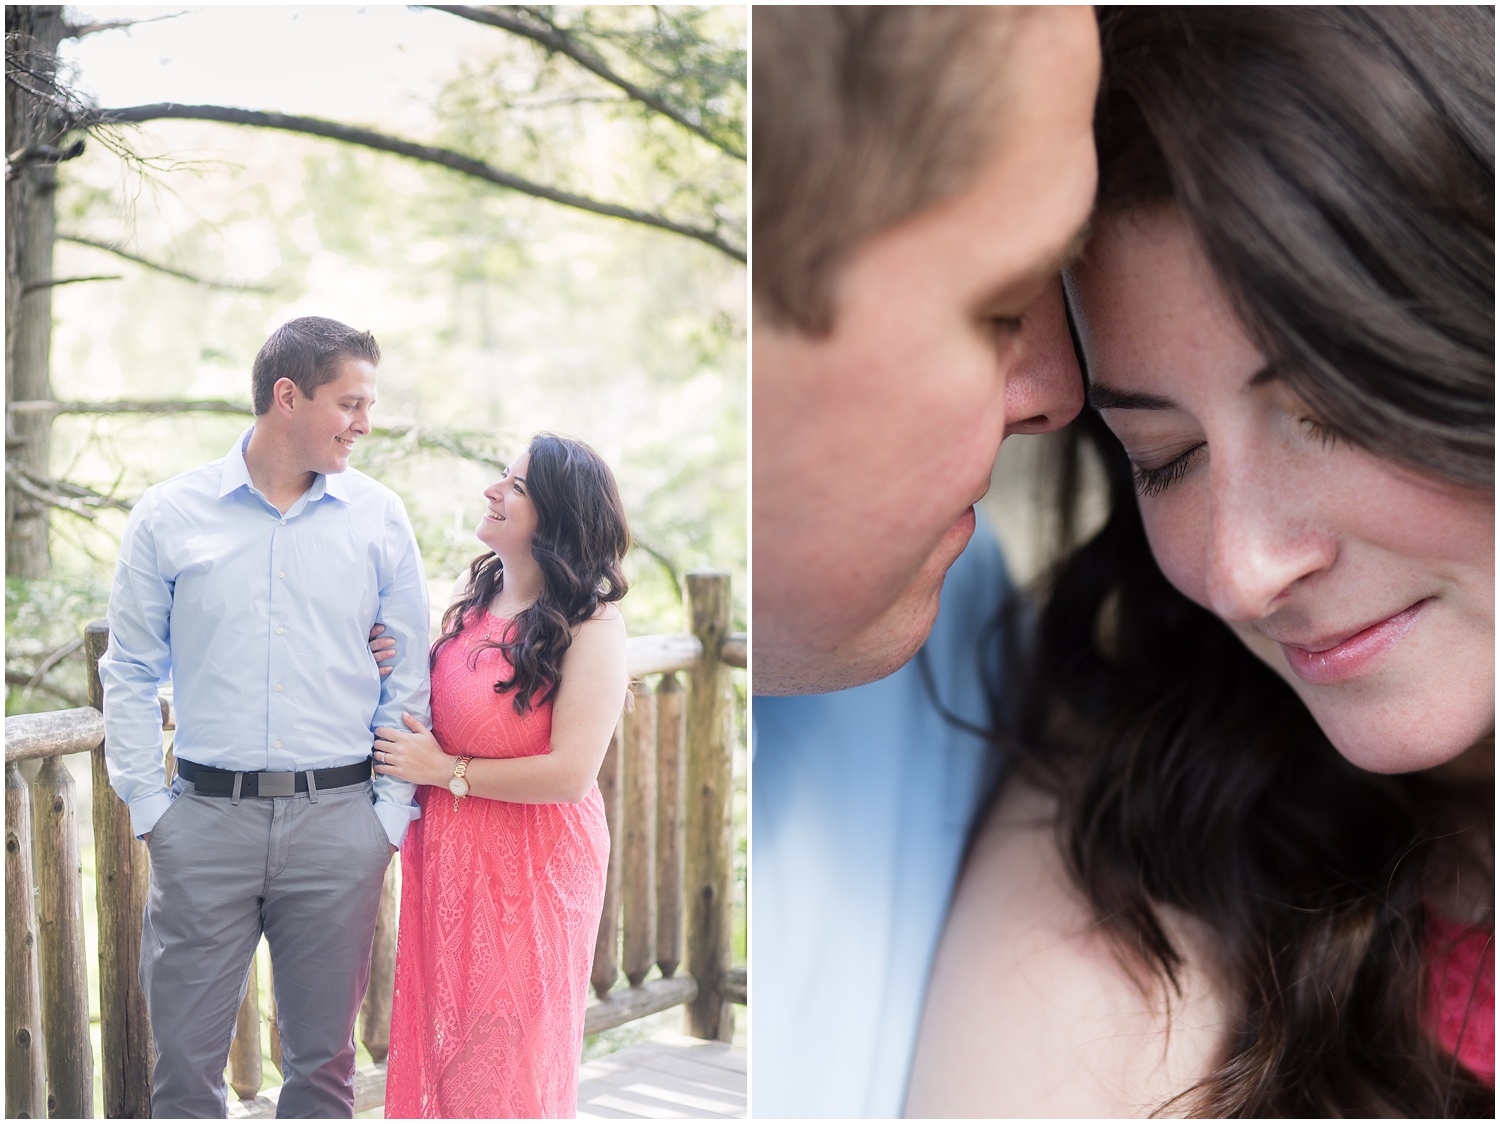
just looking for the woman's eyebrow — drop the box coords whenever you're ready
[1087,381,1176,410]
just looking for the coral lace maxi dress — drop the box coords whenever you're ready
[386,609,610,1118]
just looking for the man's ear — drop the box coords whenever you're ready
[271,377,300,417]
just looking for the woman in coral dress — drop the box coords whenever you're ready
[373,433,629,1117]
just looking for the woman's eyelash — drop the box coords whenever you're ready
[1132,443,1205,497]
[1300,415,1344,448]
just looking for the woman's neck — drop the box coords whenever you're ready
[489,551,545,616]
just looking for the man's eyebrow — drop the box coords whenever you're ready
[1050,217,1093,276]
[1248,360,1286,387]
[1087,381,1177,411]
[973,217,1094,315]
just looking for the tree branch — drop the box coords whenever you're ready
[426,5,745,161]
[5,669,89,710]
[8,398,252,418]
[20,274,123,294]
[5,137,86,180]
[5,464,135,519]
[86,103,745,262]
[6,400,515,473]
[64,13,188,40]
[57,234,280,293]
[24,637,83,691]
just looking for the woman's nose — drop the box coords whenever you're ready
[1003,280,1085,437]
[1203,462,1336,623]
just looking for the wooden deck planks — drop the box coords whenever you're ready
[230,1033,746,1119]
[577,1034,746,1119]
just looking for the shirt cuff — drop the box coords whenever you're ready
[129,790,174,838]
[373,797,420,849]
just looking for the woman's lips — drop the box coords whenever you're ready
[1279,600,1429,686]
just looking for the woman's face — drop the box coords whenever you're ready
[477,450,538,555]
[1066,209,1495,774]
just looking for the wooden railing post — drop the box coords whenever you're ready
[622,681,657,987]
[655,672,685,979]
[360,861,399,1063]
[6,761,47,1118]
[591,722,623,999]
[683,571,733,1041]
[266,959,283,1076]
[228,954,262,1101]
[86,619,154,1118]
[32,755,93,1117]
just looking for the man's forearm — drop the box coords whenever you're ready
[99,652,172,837]
[370,508,431,848]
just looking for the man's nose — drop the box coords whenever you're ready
[1203,459,1336,623]
[351,406,371,435]
[1003,279,1085,437]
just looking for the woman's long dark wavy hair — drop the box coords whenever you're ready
[1000,7,1494,1117]
[433,433,630,714]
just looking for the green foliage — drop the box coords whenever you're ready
[5,574,110,713]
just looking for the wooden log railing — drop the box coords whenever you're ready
[4,570,745,1118]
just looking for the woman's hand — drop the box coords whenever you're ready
[369,623,397,677]
[373,713,453,787]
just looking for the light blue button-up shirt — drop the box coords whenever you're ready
[751,525,1011,1117]
[99,427,431,847]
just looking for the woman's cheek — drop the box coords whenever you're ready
[1139,497,1214,611]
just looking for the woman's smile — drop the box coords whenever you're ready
[1272,598,1430,686]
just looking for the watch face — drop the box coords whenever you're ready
[448,776,470,798]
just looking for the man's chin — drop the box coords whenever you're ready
[754,581,945,697]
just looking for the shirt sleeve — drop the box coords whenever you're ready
[370,494,431,847]
[97,492,174,838]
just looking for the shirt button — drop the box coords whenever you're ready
[275,683,283,693]
[280,519,286,526]
[276,626,285,635]
[273,740,282,749]
[277,570,285,579]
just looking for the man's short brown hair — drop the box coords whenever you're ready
[251,316,380,415]
[753,6,1021,335]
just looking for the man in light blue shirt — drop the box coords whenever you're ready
[753,527,1009,1116]
[100,316,430,1117]
[752,8,1099,1114]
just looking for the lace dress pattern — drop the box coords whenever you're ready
[386,609,610,1118]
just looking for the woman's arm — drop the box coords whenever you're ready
[373,604,628,804]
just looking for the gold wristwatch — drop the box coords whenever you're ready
[448,757,472,812]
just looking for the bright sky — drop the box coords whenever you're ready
[61,5,480,131]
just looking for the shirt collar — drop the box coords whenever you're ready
[217,425,353,505]
[218,427,256,498]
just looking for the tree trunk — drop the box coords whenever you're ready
[5,5,67,578]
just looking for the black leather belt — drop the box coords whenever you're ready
[176,757,371,797]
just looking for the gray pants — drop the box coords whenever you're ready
[141,777,393,1118]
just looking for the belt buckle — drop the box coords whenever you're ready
[258,771,296,797]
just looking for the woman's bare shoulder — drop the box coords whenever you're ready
[564,601,626,656]
[905,778,1228,1118]
[588,600,623,624]
[448,572,469,605]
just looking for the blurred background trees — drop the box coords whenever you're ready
[6,4,746,714]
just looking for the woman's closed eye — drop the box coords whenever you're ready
[1131,441,1206,497]
[1298,414,1346,449]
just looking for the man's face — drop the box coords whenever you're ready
[285,358,377,476]
[753,7,1100,695]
